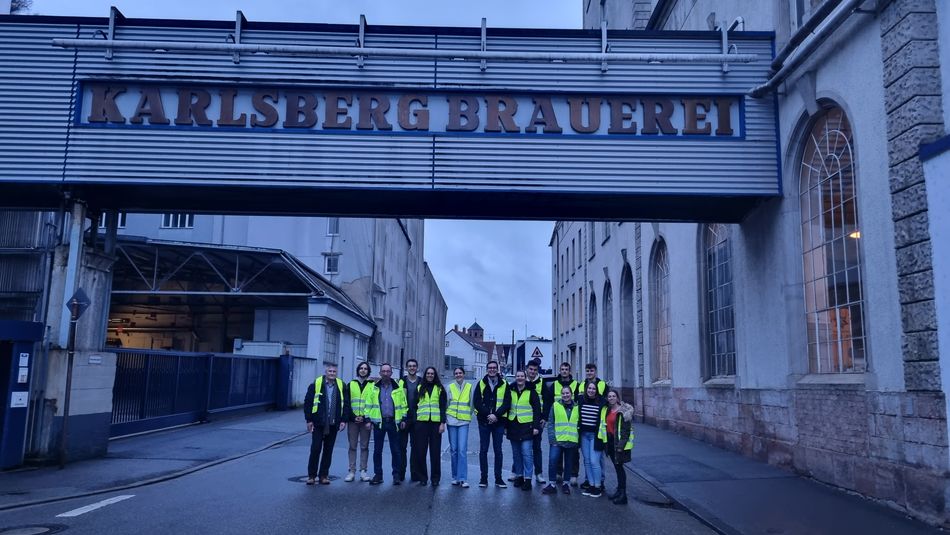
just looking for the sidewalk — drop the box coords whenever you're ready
[630,424,946,535]
[0,410,306,510]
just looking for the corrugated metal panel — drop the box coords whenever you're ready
[0,19,781,217]
[0,24,78,182]
[0,211,55,321]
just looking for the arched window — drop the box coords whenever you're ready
[603,281,614,382]
[703,224,736,378]
[799,106,866,373]
[651,240,671,382]
[588,292,598,365]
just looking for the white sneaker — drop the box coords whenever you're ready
[535,474,546,484]
[360,470,371,482]
[344,471,355,482]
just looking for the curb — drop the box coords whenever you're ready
[628,466,738,535]
[0,432,308,512]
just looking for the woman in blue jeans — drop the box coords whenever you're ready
[446,367,473,488]
[506,370,541,491]
[542,384,579,495]
[577,381,605,497]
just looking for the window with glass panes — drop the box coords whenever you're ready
[799,106,866,373]
[651,241,671,382]
[589,292,598,362]
[324,325,340,363]
[603,282,614,383]
[703,224,736,378]
[161,213,194,228]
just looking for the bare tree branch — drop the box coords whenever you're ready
[11,0,33,14]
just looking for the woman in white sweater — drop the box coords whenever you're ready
[446,367,474,488]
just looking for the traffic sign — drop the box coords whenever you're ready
[531,347,543,359]
[66,288,91,321]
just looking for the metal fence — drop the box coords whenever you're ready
[109,349,280,437]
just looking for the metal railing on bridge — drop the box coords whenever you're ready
[108,349,282,437]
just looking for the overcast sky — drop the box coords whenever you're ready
[30,0,577,342]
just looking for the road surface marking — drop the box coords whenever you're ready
[56,495,135,517]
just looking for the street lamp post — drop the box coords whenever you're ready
[60,288,90,469]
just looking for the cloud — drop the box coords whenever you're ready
[425,219,552,342]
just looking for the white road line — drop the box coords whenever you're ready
[56,495,135,518]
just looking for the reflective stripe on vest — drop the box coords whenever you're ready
[312,376,345,414]
[477,379,508,418]
[416,385,442,422]
[597,406,634,451]
[349,380,367,417]
[364,381,408,424]
[447,382,472,421]
[510,388,534,423]
[552,402,579,443]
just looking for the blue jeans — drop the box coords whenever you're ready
[448,423,469,482]
[580,431,602,486]
[373,420,402,479]
[548,443,578,482]
[510,438,534,480]
[478,423,505,482]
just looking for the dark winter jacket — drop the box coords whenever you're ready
[543,375,579,419]
[505,383,541,442]
[303,376,351,427]
[473,375,512,426]
[601,402,635,464]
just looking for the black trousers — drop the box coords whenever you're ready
[399,422,416,481]
[411,421,442,484]
[308,425,339,479]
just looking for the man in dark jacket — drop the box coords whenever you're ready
[472,360,511,488]
[507,370,542,491]
[303,363,349,485]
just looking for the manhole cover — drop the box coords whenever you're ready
[0,525,68,534]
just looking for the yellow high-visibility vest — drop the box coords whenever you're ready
[416,385,443,422]
[447,382,472,422]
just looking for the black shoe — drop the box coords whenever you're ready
[479,479,488,488]
[495,479,508,489]
[418,480,428,487]
[609,487,622,500]
[513,476,524,488]
[542,484,557,495]
[587,487,602,498]
[369,476,383,486]
[431,481,439,487]
[612,492,628,505]
[521,480,532,492]
[580,480,591,491]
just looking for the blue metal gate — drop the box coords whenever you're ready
[109,349,279,437]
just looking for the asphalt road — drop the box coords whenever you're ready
[0,433,716,534]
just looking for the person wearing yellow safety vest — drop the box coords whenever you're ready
[367,363,409,486]
[576,362,608,489]
[345,361,374,483]
[446,367,473,488]
[303,362,349,485]
[578,381,606,497]
[598,388,635,505]
[473,360,511,488]
[575,362,608,398]
[409,366,447,486]
[542,384,580,496]
[506,370,542,492]
[543,362,579,484]
[519,359,547,484]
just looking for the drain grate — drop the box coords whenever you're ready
[289,475,339,483]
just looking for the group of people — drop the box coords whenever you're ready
[303,358,634,504]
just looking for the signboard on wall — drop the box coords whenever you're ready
[0,17,780,221]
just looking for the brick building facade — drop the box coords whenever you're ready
[551,0,950,526]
